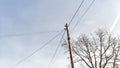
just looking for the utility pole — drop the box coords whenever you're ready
[65,23,74,68]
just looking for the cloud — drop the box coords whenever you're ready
[0,0,120,68]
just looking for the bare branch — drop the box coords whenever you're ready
[63,29,120,68]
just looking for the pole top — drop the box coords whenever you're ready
[65,23,68,27]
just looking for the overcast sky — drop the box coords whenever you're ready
[0,0,120,68]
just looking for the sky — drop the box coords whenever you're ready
[0,0,120,68]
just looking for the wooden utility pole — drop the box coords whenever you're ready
[65,23,74,68]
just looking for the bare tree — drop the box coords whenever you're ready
[64,29,120,68]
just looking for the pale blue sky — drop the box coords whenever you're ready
[0,0,120,68]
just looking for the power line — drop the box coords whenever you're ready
[71,0,95,32]
[0,30,62,38]
[9,0,91,67]
[10,30,64,68]
[46,0,90,67]
[48,43,63,68]
[48,31,65,68]
[68,0,85,26]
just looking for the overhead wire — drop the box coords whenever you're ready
[47,0,95,68]
[68,0,85,26]
[61,0,95,67]
[48,0,95,67]
[51,0,85,67]
[49,44,64,68]
[48,31,65,68]
[10,30,64,68]
[71,0,95,32]
[0,30,62,38]
[9,0,91,67]
[9,0,84,66]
